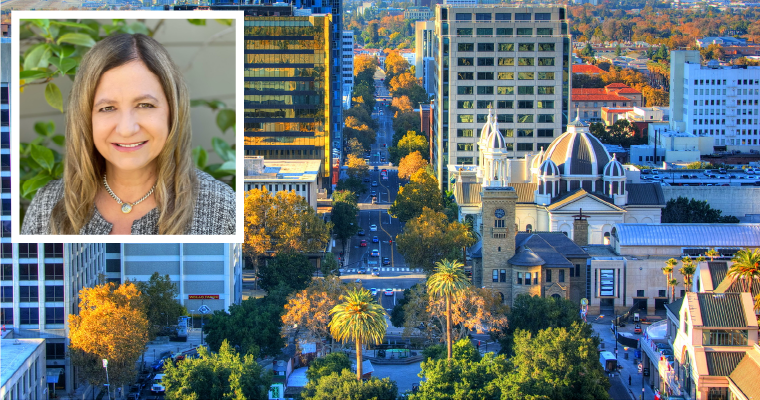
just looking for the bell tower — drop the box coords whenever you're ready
[478,187,518,303]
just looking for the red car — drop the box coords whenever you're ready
[360,240,367,247]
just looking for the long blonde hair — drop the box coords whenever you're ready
[51,33,198,234]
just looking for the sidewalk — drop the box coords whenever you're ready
[588,316,659,400]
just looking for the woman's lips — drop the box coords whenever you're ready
[112,141,147,152]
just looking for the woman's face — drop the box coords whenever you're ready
[92,60,170,179]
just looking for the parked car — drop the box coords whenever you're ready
[360,240,367,247]
[358,268,366,274]
[371,249,379,257]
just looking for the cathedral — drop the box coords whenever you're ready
[452,111,665,305]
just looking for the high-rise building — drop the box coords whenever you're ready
[342,30,355,109]
[104,243,243,313]
[669,50,760,152]
[242,9,334,188]
[431,5,571,189]
[414,21,436,95]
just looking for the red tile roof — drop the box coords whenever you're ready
[605,83,629,88]
[573,64,605,74]
[602,108,634,113]
[572,94,633,102]
[616,88,642,94]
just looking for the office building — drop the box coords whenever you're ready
[244,156,320,209]
[415,21,436,95]
[104,243,243,313]
[404,7,434,20]
[242,9,334,188]
[1,338,46,400]
[571,83,643,123]
[431,5,571,189]
[342,30,355,110]
[670,50,760,153]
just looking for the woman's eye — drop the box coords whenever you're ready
[137,103,156,109]
[99,106,115,112]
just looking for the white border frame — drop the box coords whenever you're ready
[11,10,245,243]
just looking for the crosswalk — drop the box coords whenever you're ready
[342,267,423,273]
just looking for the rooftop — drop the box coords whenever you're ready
[615,224,760,247]
[729,355,760,399]
[244,158,321,182]
[705,351,746,376]
[1,339,45,388]
[696,292,747,328]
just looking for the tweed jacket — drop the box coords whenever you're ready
[21,170,236,235]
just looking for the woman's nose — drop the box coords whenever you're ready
[116,110,139,137]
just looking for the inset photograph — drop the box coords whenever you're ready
[11,11,243,242]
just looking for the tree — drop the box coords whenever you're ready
[410,340,508,400]
[203,287,288,358]
[301,370,398,400]
[685,161,715,170]
[499,323,610,400]
[332,191,360,253]
[571,73,605,89]
[402,284,509,347]
[662,196,740,223]
[306,352,352,382]
[321,253,340,277]
[162,340,272,400]
[728,248,760,293]
[390,131,428,165]
[614,43,623,56]
[69,282,149,398]
[391,95,414,115]
[281,276,348,353]
[497,294,581,355]
[329,288,387,381]
[344,115,376,151]
[396,208,476,273]
[345,154,370,181]
[389,170,443,222]
[706,248,720,261]
[427,259,471,359]
[680,257,697,292]
[398,151,429,180]
[668,278,679,301]
[642,86,669,107]
[663,258,677,302]
[346,137,365,159]
[580,43,595,58]
[243,188,332,269]
[134,272,186,340]
[257,252,315,293]
[393,112,421,141]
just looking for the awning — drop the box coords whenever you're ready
[46,368,63,384]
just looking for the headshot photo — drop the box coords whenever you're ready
[12,13,243,239]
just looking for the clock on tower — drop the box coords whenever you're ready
[494,208,505,219]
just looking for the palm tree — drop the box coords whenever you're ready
[706,248,720,262]
[663,258,677,302]
[728,248,760,293]
[754,293,760,314]
[680,259,697,292]
[427,259,470,359]
[668,278,679,301]
[329,288,387,381]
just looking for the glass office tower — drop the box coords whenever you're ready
[243,14,333,187]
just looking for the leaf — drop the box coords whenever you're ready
[211,138,232,161]
[53,162,64,179]
[218,161,236,173]
[19,70,48,81]
[216,109,235,133]
[59,44,76,58]
[208,100,226,110]
[130,22,149,36]
[34,121,55,137]
[192,146,208,169]
[51,20,96,31]
[188,19,207,26]
[52,135,65,147]
[190,99,209,108]
[22,175,53,199]
[30,144,55,173]
[44,83,63,113]
[58,58,78,75]
[23,44,49,71]
[215,19,234,26]
[57,33,96,47]
[30,19,50,30]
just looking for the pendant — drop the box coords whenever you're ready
[121,203,133,214]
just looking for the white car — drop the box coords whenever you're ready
[369,224,378,232]
[384,289,394,296]
[371,288,378,296]
[151,374,166,394]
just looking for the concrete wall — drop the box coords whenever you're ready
[662,186,760,217]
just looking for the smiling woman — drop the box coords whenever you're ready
[21,33,236,235]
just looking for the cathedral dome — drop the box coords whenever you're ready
[603,154,625,178]
[542,117,611,176]
[485,122,507,150]
[537,159,560,177]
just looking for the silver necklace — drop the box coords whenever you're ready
[103,174,156,214]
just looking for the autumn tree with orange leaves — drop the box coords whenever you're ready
[69,281,149,398]
[281,276,355,353]
[398,151,430,180]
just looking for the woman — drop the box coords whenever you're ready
[21,33,236,235]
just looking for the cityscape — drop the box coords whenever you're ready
[2,0,760,399]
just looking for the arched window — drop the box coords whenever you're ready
[526,224,533,232]
[551,294,561,300]
[498,292,505,302]
[603,232,611,245]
